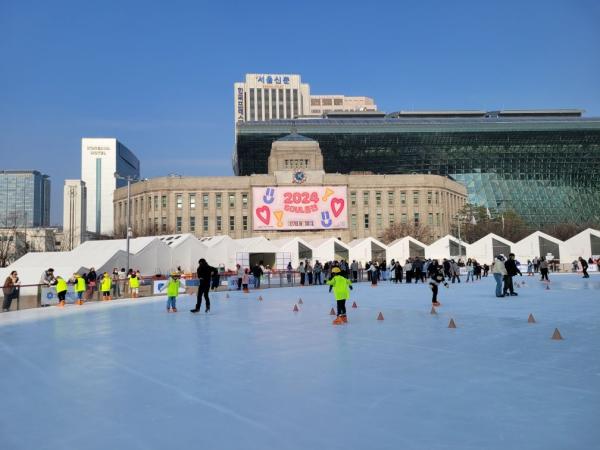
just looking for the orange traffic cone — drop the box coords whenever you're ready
[551,328,563,340]
[352,301,357,308]
[448,318,457,328]
[293,304,299,312]
[528,313,536,323]
[377,312,384,320]
[329,307,336,316]
[298,298,303,305]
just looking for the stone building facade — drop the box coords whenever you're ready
[114,136,467,242]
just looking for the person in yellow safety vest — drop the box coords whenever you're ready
[55,276,68,308]
[129,272,140,298]
[74,273,86,305]
[100,272,112,301]
[165,272,181,313]
[326,266,353,325]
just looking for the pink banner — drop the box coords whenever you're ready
[252,186,348,230]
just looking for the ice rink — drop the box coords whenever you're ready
[1,274,599,450]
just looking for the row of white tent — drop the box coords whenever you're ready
[2,229,599,294]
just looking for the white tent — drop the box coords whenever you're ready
[426,235,469,261]
[309,238,350,263]
[235,237,282,269]
[467,233,513,264]
[159,234,207,274]
[199,235,241,270]
[269,237,314,267]
[347,237,387,264]
[513,231,563,263]
[560,228,600,264]
[386,237,427,263]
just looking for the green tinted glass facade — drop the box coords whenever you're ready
[235,117,600,226]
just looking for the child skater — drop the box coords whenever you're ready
[242,268,250,293]
[73,273,86,305]
[100,272,112,301]
[429,266,448,307]
[326,267,352,325]
[165,272,180,312]
[55,276,68,308]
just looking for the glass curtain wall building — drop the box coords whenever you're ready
[234,111,600,226]
[0,170,51,227]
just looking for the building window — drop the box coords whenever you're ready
[413,191,419,205]
[161,217,167,233]
[243,215,248,230]
[176,194,183,209]
[351,214,357,229]
[375,191,381,206]
[414,213,420,226]
[189,194,196,210]
[242,193,248,208]
[203,193,209,208]
[389,213,395,224]
[428,213,433,225]
[140,198,143,212]
[427,191,432,204]
[322,98,333,106]
[229,215,235,230]
[161,195,167,208]
[400,191,406,205]
[190,216,196,232]
[148,196,152,211]
[333,98,343,106]
[154,196,158,209]
[350,191,356,206]
[176,216,182,232]
[216,193,222,209]
[229,193,235,208]
[376,213,382,227]
[436,213,440,226]
[154,218,158,232]
[435,192,439,205]
[311,98,321,106]
[364,214,369,228]
[363,191,369,206]
[388,191,394,206]
[203,216,208,232]
[216,216,222,231]
[401,213,407,224]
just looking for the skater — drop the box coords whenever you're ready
[242,268,250,292]
[165,272,180,312]
[111,268,121,298]
[2,271,19,312]
[298,261,306,286]
[326,267,352,325]
[73,273,86,305]
[483,263,489,277]
[368,262,378,286]
[100,272,112,300]
[394,260,403,283]
[351,260,359,282]
[129,271,140,298]
[527,260,534,276]
[252,262,263,289]
[313,260,323,285]
[236,264,244,290]
[492,255,507,298]
[429,266,448,307]
[55,276,68,308]
[539,257,550,282]
[466,259,474,282]
[451,260,461,283]
[503,253,522,296]
[579,257,589,278]
[191,258,216,313]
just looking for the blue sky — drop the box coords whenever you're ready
[1,0,599,225]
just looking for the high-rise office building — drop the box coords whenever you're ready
[62,180,87,250]
[0,170,51,228]
[234,73,377,123]
[81,138,140,236]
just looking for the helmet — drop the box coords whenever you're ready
[331,267,341,273]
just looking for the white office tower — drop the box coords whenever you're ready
[62,180,87,250]
[81,138,140,236]
[234,74,311,123]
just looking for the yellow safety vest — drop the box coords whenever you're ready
[101,276,112,292]
[75,277,86,292]
[56,278,68,293]
[129,276,140,288]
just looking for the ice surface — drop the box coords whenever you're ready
[1,275,599,450]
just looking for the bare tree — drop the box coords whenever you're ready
[381,222,434,245]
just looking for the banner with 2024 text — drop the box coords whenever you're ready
[252,186,348,230]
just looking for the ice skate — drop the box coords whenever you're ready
[172,307,177,312]
[341,315,348,323]
[190,308,199,313]
[432,301,441,307]
[332,316,344,325]
[57,300,65,308]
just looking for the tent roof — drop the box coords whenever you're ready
[157,233,198,248]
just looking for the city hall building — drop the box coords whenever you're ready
[234,110,600,226]
[114,135,466,242]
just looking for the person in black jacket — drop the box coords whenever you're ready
[191,258,217,313]
[503,253,522,296]
[251,263,264,289]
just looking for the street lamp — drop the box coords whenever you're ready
[114,172,138,274]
